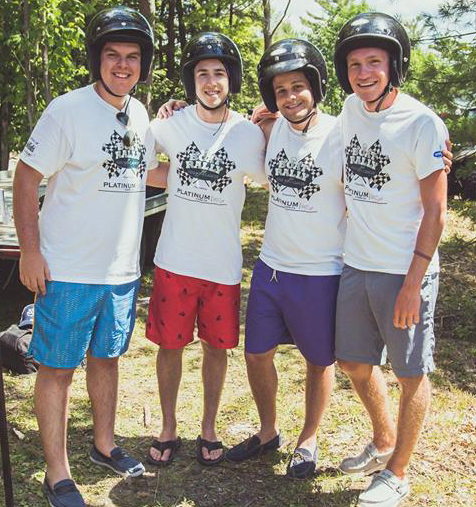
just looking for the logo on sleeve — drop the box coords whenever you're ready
[268,149,323,205]
[24,137,39,156]
[345,135,391,191]
[101,130,147,192]
[175,142,236,198]
[433,150,443,158]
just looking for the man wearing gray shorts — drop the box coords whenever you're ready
[333,13,447,507]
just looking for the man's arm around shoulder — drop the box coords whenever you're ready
[13,160,51,295]
[393,169,447,329]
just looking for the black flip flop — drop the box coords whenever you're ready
[147,437,182,467]
[196,435,224,466]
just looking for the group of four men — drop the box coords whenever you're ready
[13,6,449,507]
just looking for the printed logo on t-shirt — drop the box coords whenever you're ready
[100,130,147,193]
[344,135,391,204]
[267,149,323,213]
[24,137,39,156]
[174,142,236,204]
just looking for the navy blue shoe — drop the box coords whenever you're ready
[42,478,85,507]
[286,445,318,479]
[90,445,145,477]
[225,433,282,462]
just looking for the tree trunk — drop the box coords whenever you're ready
[229,2,234,27]
[138,0,156,114]
[263,0,272,49]
[23,0,35,130]
[166,0,176,79]
[0,99,9,171]
[176,0,186,51]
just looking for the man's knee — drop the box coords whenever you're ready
[307,362,334,376]
[201,340,228,359]
[245,349,274,368]
[396,374,430,393]
[37,364,76,385]
[337,359,373,380]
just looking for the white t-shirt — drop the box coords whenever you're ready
[20,84,156,284]
[147,105,266,285]
[341,92,448,274]
[260,114,346,275]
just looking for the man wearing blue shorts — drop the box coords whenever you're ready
[224,40,346,479]
[333,13,448,507]
[13,7,157,506]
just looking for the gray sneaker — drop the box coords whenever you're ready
[339,442,394,475]
[358,469,409,507]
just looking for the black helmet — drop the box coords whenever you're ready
[180,32,242,99]
[334,12,410,94]
[86,6,154,83]
[258,39,327,113]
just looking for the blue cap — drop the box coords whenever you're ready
[18,304,34,329]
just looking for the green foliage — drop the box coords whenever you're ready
[303,0,371,116]
[405,1,476,149]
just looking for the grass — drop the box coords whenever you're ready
[0,187,475,506]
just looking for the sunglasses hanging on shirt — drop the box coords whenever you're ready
[116,95,135,147]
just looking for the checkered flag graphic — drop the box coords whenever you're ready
[212,176,232,192]
[213,147,236,174]
[102,131,147,179]
[299,183,321,200]
[176,143,236,192]
[177,142,200,165]
[344,135,391,190]
[370,172,391,190]
[177,167,193,186]
[268,175,282,193]
[103,159,121,178]
[268,149,288,174]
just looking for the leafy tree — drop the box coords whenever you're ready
[302,0,371,116]
[408,0,476,150]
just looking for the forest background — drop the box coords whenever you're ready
[0,0,475,176]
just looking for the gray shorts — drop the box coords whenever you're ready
[335,265,439,378]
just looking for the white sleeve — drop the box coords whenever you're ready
[413,117,449,180]
[20,113,72,177]
[148,118,169,155]
[144,125,158,170]
[243,125,267,184]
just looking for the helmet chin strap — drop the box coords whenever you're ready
[367,81,393,113]
[196,95,229,111]
[284,105,318,135]
[99,77,137,99]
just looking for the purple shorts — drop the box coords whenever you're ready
[245,258,339,366]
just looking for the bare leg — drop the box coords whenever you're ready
[387,375,431,479]
[86,355,119,456]
[149,346,183,462]
[200,340,228,461]
[297,362,335,451]
[34,365,75,486]
[245,348,279,443]
[337,360,396,452]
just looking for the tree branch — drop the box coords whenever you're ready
[270,0,291,41]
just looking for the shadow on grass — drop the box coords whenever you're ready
[109,442,360,507]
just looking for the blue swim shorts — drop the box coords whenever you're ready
[29,279,140,368]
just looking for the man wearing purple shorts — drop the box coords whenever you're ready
[224,40,346,479]
[333,13,447,507]
[13,7,157,506]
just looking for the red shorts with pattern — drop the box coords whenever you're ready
[146,267,240,349]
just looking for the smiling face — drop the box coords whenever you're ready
[97,41,141,103]
[194,58,229,109]
[272,70,314,125]
[346,47,394,107]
